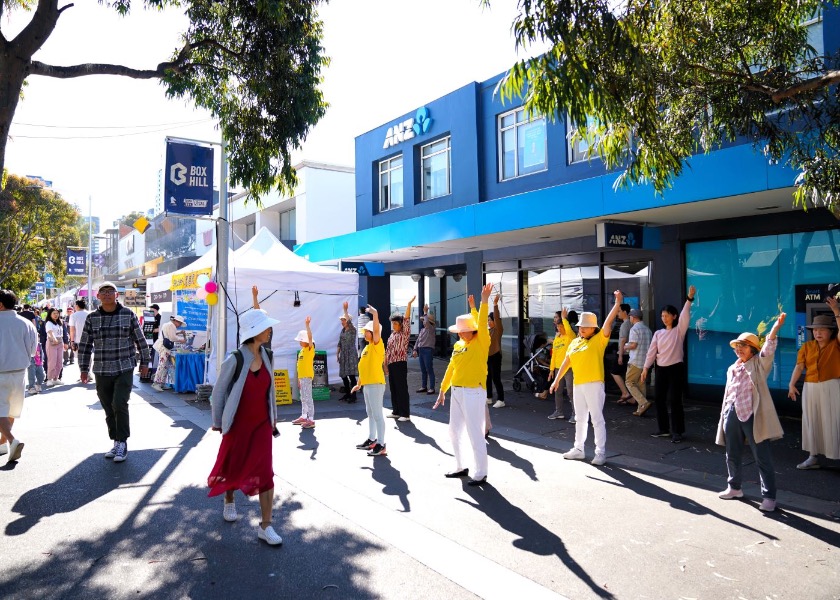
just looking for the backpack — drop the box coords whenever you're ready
[226,347,274,396]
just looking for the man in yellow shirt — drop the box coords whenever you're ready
[435,283,494,486]
[551,290,623,466]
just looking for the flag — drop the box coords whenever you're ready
[133,216,151,234]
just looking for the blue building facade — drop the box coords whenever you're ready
[297,9,840,406]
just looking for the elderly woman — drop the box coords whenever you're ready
[550,291,623,466]
[435,283,494,486]
[717,313,785,512]
[152,315,186,391]
[337,301,359,403]
[209,309,282,546]
[641,285,697,443]
[386,296,414,421]
[787,297,840,470]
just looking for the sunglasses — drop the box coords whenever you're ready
[732,342,749,348]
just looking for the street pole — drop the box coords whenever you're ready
[87,195,93,305]
[217,138,228,373]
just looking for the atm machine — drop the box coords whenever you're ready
[794,283,840,347]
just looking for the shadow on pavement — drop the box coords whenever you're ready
[361,456,411,513]
[297,427,319,461]
[589,467,779,540]
[486,436,538,482]
[393,419,452,457]
[459,484,615,599]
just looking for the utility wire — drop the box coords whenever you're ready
[11,120,214,140]
[13,118,213,130]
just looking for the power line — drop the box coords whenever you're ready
[12,118,213,130]
[11,121,215,140]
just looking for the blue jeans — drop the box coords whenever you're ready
[723,404,776,499]
[27,356,45,388]
[418,347,434,390]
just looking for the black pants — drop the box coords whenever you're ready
[341,375,358,401]
[388,360,410,417]
[654,362,685,435]
[486,352,504,401]
[96,370,134,442]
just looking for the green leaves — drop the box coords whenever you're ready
[495,0,840,215]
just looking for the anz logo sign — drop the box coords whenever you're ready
[383,107,432,149]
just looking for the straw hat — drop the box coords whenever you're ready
[448,313,479,333]
[806,314,838,330]
[577,312,599,329]
[239,309,279,340]
[729,332,760,351]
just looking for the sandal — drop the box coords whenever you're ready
[617,397,631,405]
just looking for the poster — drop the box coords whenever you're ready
[274,369,293,405]
[313,350,330,401]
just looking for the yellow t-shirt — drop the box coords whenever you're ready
[563,332,609,385]
[358,339,385,385]
[549,319,575,371]
[297,345,315,379]
[440,302,490,393]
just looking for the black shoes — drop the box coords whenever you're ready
[356,438,375,450]
[467,477,487,487]
[671,433,684,443]
[444,468,469,478]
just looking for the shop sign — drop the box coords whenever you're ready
[383,107,432,149]
[340,261,384,276]
[596,222,644,249]
[171,267,213,290]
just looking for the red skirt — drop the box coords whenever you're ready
[208,366,274,497]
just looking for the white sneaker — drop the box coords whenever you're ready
[34,384,42,393]
[46,380,56,388]
[563,447,585,460]
[223,502,238,522]
[718,486,744,500]
[104,440,119,459]
[398,416,411,422]
[486,398,494,405]
[257,524,283,546]
[796,456,820,470]
[8,439,24,463]
[386,413,399,419]
[591,454,606,466]
[151,383,164,392]
[492,400,506,408]
[759,498,776,512]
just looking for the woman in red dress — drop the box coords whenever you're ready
[209,308,282,546]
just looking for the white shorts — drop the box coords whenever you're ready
[0,370,27,418]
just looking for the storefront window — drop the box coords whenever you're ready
[685,229,840,391]
[486,271,520,371]
[389,275,419,335]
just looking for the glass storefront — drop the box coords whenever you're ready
[686,228,840,391]
[486,271,520,372]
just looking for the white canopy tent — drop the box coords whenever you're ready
[148,228,359,387]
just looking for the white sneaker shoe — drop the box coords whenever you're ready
[257,524,283,545]
[8,439,24,463]
[223,502,238,522]
[759,498,776,512]
[151,383,164,392]
[486,398,494,405]
[492,400,506,408]
[718,486,744,500]
[563,447,585,460]
[591,454,606,466]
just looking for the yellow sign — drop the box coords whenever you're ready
[171,267,212,291]
[274,369,293,405]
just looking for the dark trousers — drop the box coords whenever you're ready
[96,370,134,442]
[388,360,410,417]
[341,375,358,401]
[418,346,435,391]
[486,352,504,401]
[654,362,685,434]
[723,404,776,499]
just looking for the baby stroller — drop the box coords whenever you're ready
[512,332,552,392]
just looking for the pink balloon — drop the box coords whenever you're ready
[195,287,208,300]
[205,281,217,293]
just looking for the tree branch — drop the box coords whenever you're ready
[29,60,165,79]
[771,69,840,103]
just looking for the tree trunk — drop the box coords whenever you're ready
[0,53,29,182]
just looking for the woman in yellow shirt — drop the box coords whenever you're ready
[787,296,840,469]
[434,283,494,486]
[546,307,576,421]
[351,306,387,456]
[550,290,623,466]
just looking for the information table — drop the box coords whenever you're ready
[174,352,206,393]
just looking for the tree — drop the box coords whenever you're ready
[0,0,328,197]
[491,0,840,216]
[0,173,82,294]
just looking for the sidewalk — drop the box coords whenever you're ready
[142,357,839,519]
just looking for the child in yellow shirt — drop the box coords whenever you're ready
[293,316,315,428]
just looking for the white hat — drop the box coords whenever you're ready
[98,281,118,292]
[448,313,479,333]
[170,314,187,325]
[339,314,349,321]
[239,309,279,341]
[294,330,313,344]
[363,321,379,333]
[577,312,599,328]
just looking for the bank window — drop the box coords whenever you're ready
[568,115,604,164]
[245,221,256,240]
[498,108,547,181]
[421,136,451,201]
[379,155,404,212]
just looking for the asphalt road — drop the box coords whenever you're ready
[1,362,838,600]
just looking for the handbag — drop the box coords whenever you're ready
[49,333,62,347]
[163,338,175,350]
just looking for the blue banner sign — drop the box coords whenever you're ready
[35,282,45,293]
[67,248,87,276]
[164,141,214,216]
[44,273,55,288]
[340,261,384,276]
[595,222,660,249]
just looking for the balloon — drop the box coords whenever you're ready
[195,287,208,300]
[205,281,217,293]
[206,292,218,306]
[196,274,210,287]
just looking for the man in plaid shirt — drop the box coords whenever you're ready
[78,282,150,463]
